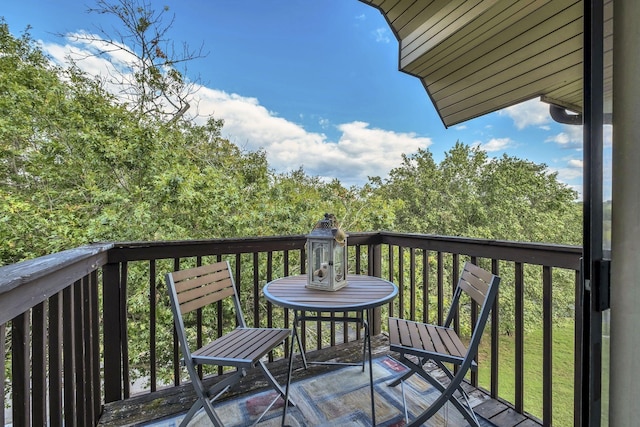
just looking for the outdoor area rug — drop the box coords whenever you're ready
[142,356,495,427]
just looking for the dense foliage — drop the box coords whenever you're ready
[1,20,582,385]
[369,143,581,244]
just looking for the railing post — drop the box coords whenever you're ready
[103,262,122,402]
[62,284,76,426]
[371,243,383,335]
[0,324,4,427]
[12,312,30,425]
[32,302,47,425]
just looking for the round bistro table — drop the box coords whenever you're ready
[263,274,398,426]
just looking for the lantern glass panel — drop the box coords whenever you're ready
[310,240,330,283]
[333,244,345,282]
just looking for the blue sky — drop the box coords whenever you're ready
[3,0,609,197]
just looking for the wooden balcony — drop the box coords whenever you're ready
[0,232,581,426]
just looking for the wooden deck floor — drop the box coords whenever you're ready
[98,334,541,427]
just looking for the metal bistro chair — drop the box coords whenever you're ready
[387,261,500,427]
[166,261,293,427]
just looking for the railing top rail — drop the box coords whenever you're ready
[106,233,383,262]
[379,231,582,270]
[0,232,582,324]
[0,243,113,294]
[0,243,112,324]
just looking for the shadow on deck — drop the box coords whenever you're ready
[98,335,541,427]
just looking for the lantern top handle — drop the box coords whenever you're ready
[308,213,336,235]
[307,213,347,247]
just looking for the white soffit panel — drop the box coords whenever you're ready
[360,0,614,127]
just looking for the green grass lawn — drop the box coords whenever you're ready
[476,320,575,427]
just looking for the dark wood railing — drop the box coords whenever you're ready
[0,232,582,426]
[0,244,112,426]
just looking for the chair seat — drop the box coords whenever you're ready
[193,327,291,366]
[389,317,476,369]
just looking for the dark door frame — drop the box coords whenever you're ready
[581,0,609,426]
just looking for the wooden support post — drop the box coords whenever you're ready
[103,262,122,402]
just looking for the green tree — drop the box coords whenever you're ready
[371,141,580,244]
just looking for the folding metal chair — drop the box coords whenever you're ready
[388,261,500,427]
[166,261,293,427]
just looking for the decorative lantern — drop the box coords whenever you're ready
[306,213,348,291]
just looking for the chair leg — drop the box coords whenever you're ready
[180,397,222,427]
[398,356,481,427]
[282,328,298,426]
[181,367,245,427]
[430,361,481,426]
[293,312,308,370]
[364,317,376,426]
[387,365,417,387]
[251,391,283,426]
[257,359,295,407]
[180,372,234,427]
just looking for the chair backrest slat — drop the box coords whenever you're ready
[461,262,500,359]
[171,262,224,282]
[463,261,494,284]
[458,271,489,306]
[176,275,232,304]
[180,286,235,314]
[170,261,236,314]
[444,261,499,335]
[166,260,246,360]
[175,269,230,293]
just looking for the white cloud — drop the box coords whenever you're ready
[475,137,512,152]
[373,27,391,43]
[604,124,612,148]
[547,156,584,198]
[552,166,583,181]
[545,125,583,149]
[37,33,433,187]
[41,33,145,106]
[191,88,432,185]
[499,99,551,130]
[568,159,583,168]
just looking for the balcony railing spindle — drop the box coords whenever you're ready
[32,301,46,425]
[515,262,525,412]
[543,265,553,426]
[12,312,30,425]
[409,248,416,321]
[49,292,63,426]
[0,323,5,426]
[437,252,444,325]
[470,255,478,387]
[490,258,500,399]
[62,284,75,426]
[422,250,429,324]
[149,259,158,389]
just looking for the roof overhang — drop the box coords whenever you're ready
[360,0,612,127]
